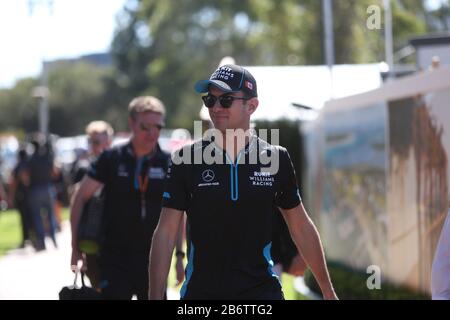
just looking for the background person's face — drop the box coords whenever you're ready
[88,132,110,157]
[129,111,164,152]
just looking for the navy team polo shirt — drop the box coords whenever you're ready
[88,142,170,256]
[163,135,302,299]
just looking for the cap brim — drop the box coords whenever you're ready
[194,79,236,93]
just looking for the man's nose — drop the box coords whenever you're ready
[211,101,225,111]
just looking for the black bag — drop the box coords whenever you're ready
[77,190,105,254]
[59,271,102,300]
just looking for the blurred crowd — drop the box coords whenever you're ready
[1,133,64,251]
[0,125,191,253]
[0,131,122,251]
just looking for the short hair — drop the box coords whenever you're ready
[128,96,166,120]
[85,120,114,138]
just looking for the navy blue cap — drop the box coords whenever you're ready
[195,64,258,97]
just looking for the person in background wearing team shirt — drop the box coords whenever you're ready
[71,97,184,299]
[70,120,113,290]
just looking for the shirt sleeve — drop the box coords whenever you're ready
[87,150,110,184]
[162,148,190,211]
[275,147,302,210]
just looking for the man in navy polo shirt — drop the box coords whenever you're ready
[70,96,184,299]
[149,65,337,300]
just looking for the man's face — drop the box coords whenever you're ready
[88,132,110,157]
[129,111,164,152]
[207,86,256,132]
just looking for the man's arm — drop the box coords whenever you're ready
[149,207,184,299]
[174,213,186,285]
[280,202,337,299]
[70,175,103,268]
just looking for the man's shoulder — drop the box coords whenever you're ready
[99,142,129,160]
[254,136,288,155]
[155,144,171,161]
[172,139,209,156]
[88,145,128,181]
[167,139,211,169]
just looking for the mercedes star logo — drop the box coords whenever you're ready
[202,169,215,182]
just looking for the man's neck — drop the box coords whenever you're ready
[213,128,251,161]
[131,140,155,158]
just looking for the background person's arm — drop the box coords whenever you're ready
[7,174,17,208]
[149,207,184,299]
[280,203,337,300]
[0,180,6,202]
[70,175,103,269]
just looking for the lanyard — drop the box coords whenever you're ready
[138,174,149,219]
[135,157,149,220]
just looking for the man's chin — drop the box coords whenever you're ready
[212,122,228,132]
[143,141,157,151]
[212,117,228,125]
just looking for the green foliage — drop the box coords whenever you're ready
[254,120,304,184]
[1,0,448,136]
[282,273,310,300]
[304,261,431,299]
[0,208,70,257]
[0,61,131,136]
[47,62,113,135]
[392,1,427,50]
[0,78,40,133]
[110,0,438,129]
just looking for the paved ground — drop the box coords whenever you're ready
[0,221,180,300]
[0,221,312,300]
[0,221,75,299]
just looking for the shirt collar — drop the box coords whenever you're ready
[126,141,161,161]
[205,132,258,158]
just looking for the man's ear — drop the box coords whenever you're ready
[246,97,259,115]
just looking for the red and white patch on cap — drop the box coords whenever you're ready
[245,80,253,90]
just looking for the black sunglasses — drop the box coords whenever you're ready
[88,138,103,146]
[139,122,164,132]
[202,94,250,109]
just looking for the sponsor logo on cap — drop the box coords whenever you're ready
[245,80,253,90]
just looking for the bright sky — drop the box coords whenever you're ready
[0,0,128,89]
[426,0,448,10]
